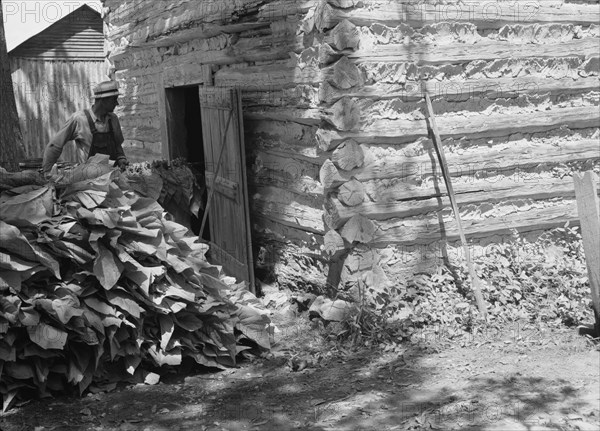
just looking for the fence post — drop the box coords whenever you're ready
[573,171,600,335]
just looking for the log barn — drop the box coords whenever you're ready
[101,0,600,294]
[9,4,108,160]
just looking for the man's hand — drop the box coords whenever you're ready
[117,158,129,172]
[42,165,58,181]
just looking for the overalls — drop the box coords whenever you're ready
[83,110,119,162]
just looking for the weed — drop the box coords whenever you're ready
[327,225,594,349]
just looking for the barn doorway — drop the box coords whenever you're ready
[164,85,255,292]
[165,85,210,242]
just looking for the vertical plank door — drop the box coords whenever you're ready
[199,87,255,292]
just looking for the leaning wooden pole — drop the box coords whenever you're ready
[573,171,600,336]
[423,90,488,318]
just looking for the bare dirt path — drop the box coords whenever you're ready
[1,315,598,431]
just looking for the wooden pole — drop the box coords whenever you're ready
[573,171,600,335]
[423,90,487,318]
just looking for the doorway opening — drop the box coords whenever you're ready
[165,85,210,242]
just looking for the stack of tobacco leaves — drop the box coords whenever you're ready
[0,156,271,411]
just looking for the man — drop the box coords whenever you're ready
[42,80,128,175]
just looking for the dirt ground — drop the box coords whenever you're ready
[1,305,599,431]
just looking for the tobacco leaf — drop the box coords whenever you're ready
[162,299,187,313]
[0,251,38,272]
[18,306,40,326]
[77,360,95,395]
[0,270,22,292]
[32,358,50,383]
[0,296,20,324]
[5,363,35,380]
[147,345,182,366]
[2,390,18,412]
[0,185,54,227]
[83,297,117,317]
[53,154,110,182]
[23,343,62,359]
[60,170,116,199]
[174,312,204,332]
[125,355,142,375]
[0,342,16,361]
[81,309,105,334]
[126,170,164,201]
[106,290,143,319]
[51,295,85,324]
[28,323,68,350]
[70,190,108,209]
[92,242,124,290]
[0,221,60,278]
[159,315,175,350]
[56,241,95,265]
[233,304,272,351]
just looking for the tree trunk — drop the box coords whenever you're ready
[0,1,25,171]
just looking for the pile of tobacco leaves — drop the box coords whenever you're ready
[0,156,271,411]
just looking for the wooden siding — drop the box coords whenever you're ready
[102,0,600,290]
[8,5,103,60]
[10,58,108,159]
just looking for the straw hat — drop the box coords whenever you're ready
[93,81,120,99]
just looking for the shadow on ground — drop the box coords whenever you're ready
[1,326,598,431]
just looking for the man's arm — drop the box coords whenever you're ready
[42,115,78,173]
[110,114,128,167]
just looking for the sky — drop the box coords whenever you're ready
[3,0,102,51]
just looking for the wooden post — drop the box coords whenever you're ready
[323,230,349,292]
[155,73,170,161]
[573,171,600,334]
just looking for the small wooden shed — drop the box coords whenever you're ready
[101,0,600,293]
[9,4,108,160]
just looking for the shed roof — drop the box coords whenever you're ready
[8,4,104,60]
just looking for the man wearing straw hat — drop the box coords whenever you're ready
[42,80,129,175]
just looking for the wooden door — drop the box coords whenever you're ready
[199,87,255,292]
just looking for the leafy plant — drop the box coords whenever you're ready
[327,224,594,349]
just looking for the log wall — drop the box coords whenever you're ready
[102,0,600,292]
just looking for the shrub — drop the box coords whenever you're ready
[328,224,594,347]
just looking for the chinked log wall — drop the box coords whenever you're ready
[103,0,600,292]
